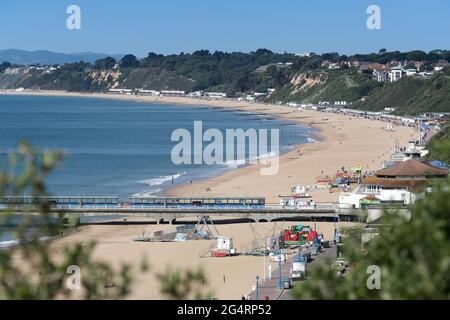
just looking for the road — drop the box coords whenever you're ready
[250,244,337,300]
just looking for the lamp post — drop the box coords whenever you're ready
[278,256,282,289]
[333,209,337,244]
[263,252,266,281]
[256,275,260,300]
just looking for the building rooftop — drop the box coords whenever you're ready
[362,176,429,190]
[375,159,448,178]
[362,159,448,190]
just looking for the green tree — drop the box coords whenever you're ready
[94,57,116,70]
[322,52,340,62]
[0,143,133,299]
[0,61,11,72]
[119,54,139,69]
[425,124,450,163]
[157,266,213,300]
[0,142,212,300]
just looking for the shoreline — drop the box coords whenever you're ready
[0,90,417,204]
[1,90,418,299]
[0,90,323,200]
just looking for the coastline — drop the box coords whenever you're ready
[0,90,416,204]
[0,90,318,200]
[1,90,418,299]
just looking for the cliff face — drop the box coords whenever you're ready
[356,71,450,114]
[271,68,450,115]
[11,67,195,92]
[89,70,122,89]
[6,58,450,115]
[426,125,450,163]
[0,74,25,89]
[119,68,195,91]
[269,70,379,104]
[290,72,326,94]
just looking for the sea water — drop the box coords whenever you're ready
[0,95,316,199]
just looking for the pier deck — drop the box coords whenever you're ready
[1,205,358,223]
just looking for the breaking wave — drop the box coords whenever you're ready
[139,172,186,187]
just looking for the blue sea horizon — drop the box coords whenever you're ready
[0,94,316,200]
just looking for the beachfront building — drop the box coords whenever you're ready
[160,90,186,96]
[383,141,430,169]
[108,88,133,95]
[188,91,204,98]
[135,89,160,96]
[205,92,227,99]
[339,159,448,209]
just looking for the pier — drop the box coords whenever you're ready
[54,206,356,224]
[0,196,358,224]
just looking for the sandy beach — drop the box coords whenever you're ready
[1,90,417,204]
[2,90,416,299]
[51,220,358,300]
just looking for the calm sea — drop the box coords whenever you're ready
[0,95,315,200]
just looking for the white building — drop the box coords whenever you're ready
[160,90,185,96]
[136,89,160,96]
[388,66,405,82]
[188,91,203,98]
[245,95,255,102]
[405,68,418,76]
[205,92,227,99]
[287,102,301,108]
[339,159,448,209]
[433,60,450,71]
[109,88,133,95]
[296,52,312,57]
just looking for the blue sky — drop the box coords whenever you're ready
[0,0,449,57]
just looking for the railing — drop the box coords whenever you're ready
[199,244,214,258]
[1,202,357,219]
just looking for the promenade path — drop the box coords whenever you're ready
[250,244,337,300]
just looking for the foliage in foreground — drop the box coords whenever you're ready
[157,266,213,300]
[294,177,450,299]
[0,143,211,299]
[0,143,134,299]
